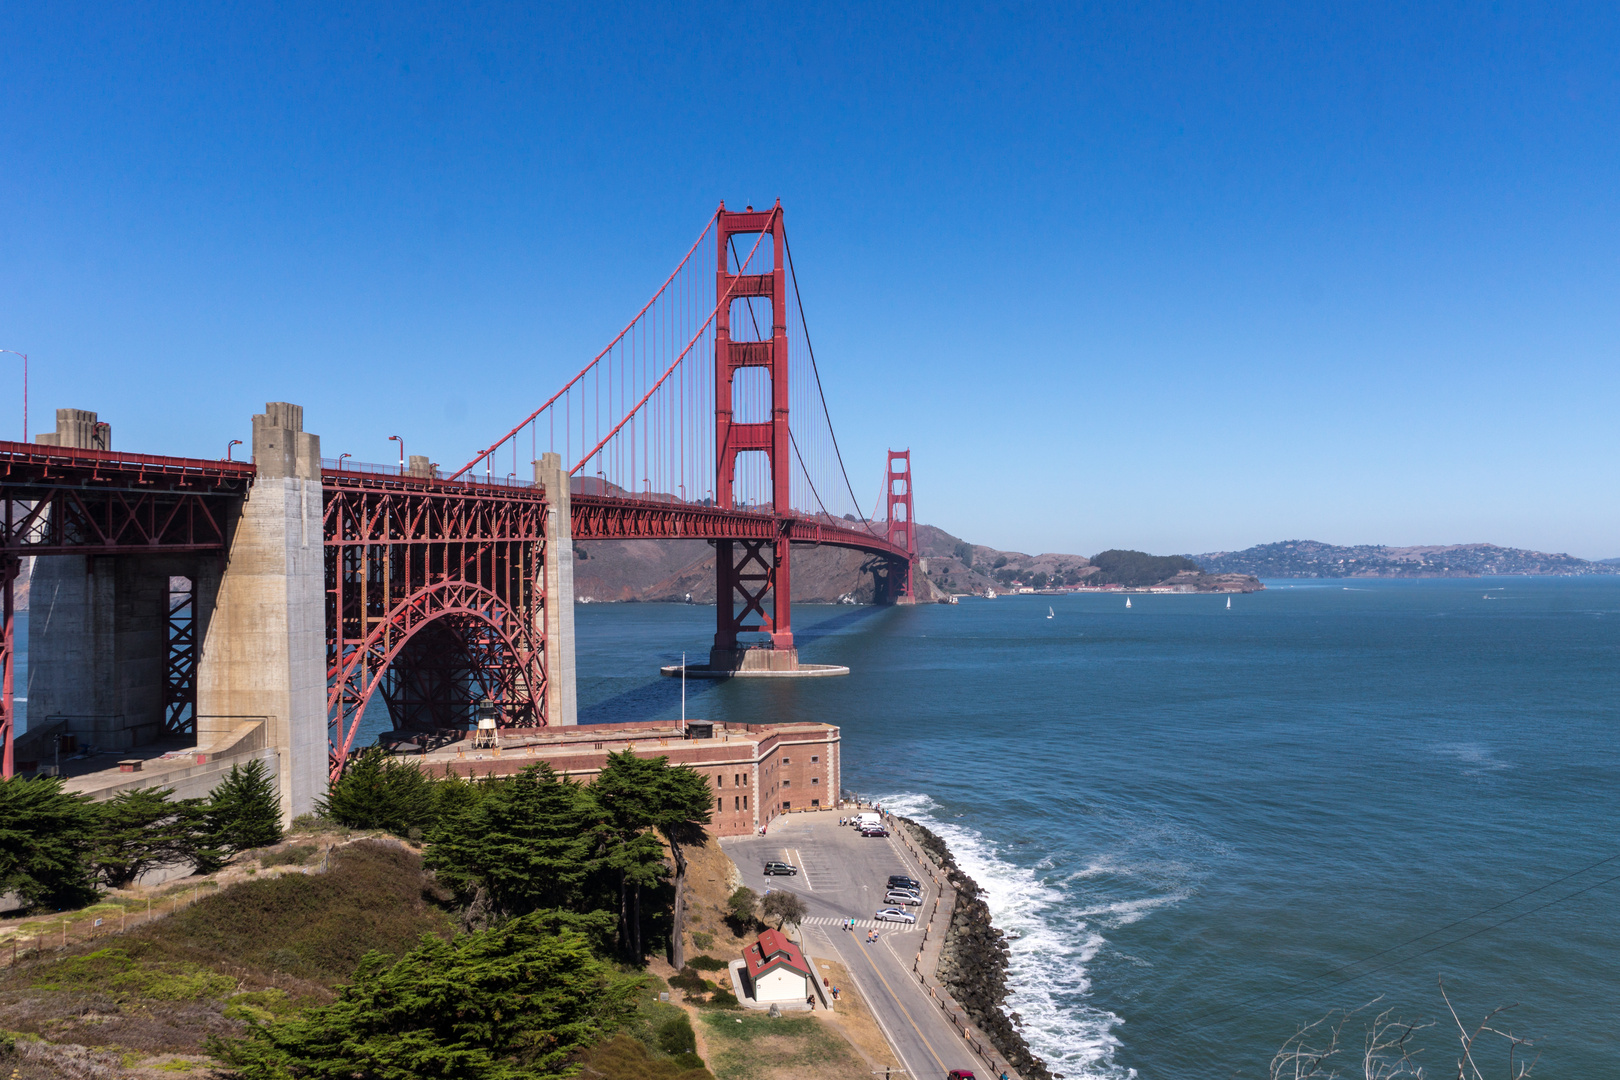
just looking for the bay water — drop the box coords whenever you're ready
[575,579,1619,1078]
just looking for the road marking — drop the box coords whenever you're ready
[834,956,918,1080]
[793,847,813,890]
[854,934,948,1076]
[803,916,917,930]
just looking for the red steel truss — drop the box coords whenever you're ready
[322,468,548,778]
[0,442,253,777]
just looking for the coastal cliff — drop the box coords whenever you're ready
[898,817,1052,1080]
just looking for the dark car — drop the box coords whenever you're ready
[763,861,798,875]
[888,875,921,890]
[861,827,889,837]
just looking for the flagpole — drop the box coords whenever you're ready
[681,651,687,731]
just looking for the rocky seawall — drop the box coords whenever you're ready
[897,816,1052,1080]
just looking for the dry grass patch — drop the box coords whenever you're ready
[813,959,902,1074]
[698,1011,865,1080]
[684,836,752,957]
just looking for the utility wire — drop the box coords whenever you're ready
[727,234,839,524]
[783,227,871,525]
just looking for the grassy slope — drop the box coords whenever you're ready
[0,839,452,1078]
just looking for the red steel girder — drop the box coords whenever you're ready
[322,472,548,775]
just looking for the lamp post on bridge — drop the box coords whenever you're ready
[0,350,27,442]
[225,439,243,461]
[388,435,404,475]
[338,453,352,471]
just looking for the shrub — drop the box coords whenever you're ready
[317,749,438,836]
[705,988,740,1009]
[259,844,318,868]
[686,954,728,972]
[761,890,807,930]
[0,775,99,909]
[209,913,643,1079]
[725,887,758,930]
[655,1011,697,1055]
[31,948,236,1002]
[689,930,714,950]
[127,840,452,986]
[668,969,709,995]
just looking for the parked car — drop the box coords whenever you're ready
[763,861,798,875]
[873,907,917,924]
[947,1070,977,1079]
[885,889,922,906]
[860,827,890,837]
[888,875,921,891]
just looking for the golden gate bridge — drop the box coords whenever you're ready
[0,202,918,797]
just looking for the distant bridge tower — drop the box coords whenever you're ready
[711,201,797,668]
[886,449,916,601]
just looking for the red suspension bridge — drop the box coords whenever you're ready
[0,202,918,787]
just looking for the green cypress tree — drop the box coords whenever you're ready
[425,763,601,916]
[590,752,714,959]
[196,759,282,870]
[318,747,438,836]
[91,786,200,888]
[209,911,641,1080]
[0,775,100,910]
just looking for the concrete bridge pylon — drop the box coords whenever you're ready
[196,403,327,821]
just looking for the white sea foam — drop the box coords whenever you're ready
[1432,740,1512,775]
[877,791,1139,1079]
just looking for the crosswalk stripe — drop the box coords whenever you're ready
[802,916,918,929]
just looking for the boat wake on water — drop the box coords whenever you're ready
[879,792,1138,1079]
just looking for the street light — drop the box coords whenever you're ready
[225,439,243,461]
[0,350,27,442]
[387,435,403,475]
[337,453,352,471]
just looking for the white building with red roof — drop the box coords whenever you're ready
[742,928,811,1003]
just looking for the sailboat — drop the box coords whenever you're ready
[1226,596,1231,610]
[1046,606,1054,619]
[1125,597,1132,609]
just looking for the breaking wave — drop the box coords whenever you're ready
[877,791,1137,1079]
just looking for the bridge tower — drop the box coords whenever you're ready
[886,449,916,602]
[712,202,796,668]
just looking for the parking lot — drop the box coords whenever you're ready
[724,810,989,1080]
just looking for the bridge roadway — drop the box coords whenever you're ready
[724,812,987,1080]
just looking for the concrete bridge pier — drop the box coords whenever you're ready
[196,403,327,821]
[26,410,184,755]
[535,452,577,726]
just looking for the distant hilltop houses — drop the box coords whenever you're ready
[1190,540,1620,579]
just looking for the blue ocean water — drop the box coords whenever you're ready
[575,580,1620,1078]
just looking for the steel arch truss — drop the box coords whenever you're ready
[325,579,543,777]
[323,476,548,776]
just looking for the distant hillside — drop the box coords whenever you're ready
[1089,549,1200,587]
[1192,540,1619,578]
[572,523,1262,603]
[916,525,1260,594]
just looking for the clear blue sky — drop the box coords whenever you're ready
[5,3,1619,557]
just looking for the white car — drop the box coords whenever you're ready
[874,907,917,924]
[884,890,923,906]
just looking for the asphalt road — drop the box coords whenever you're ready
[724,811,986,1080]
